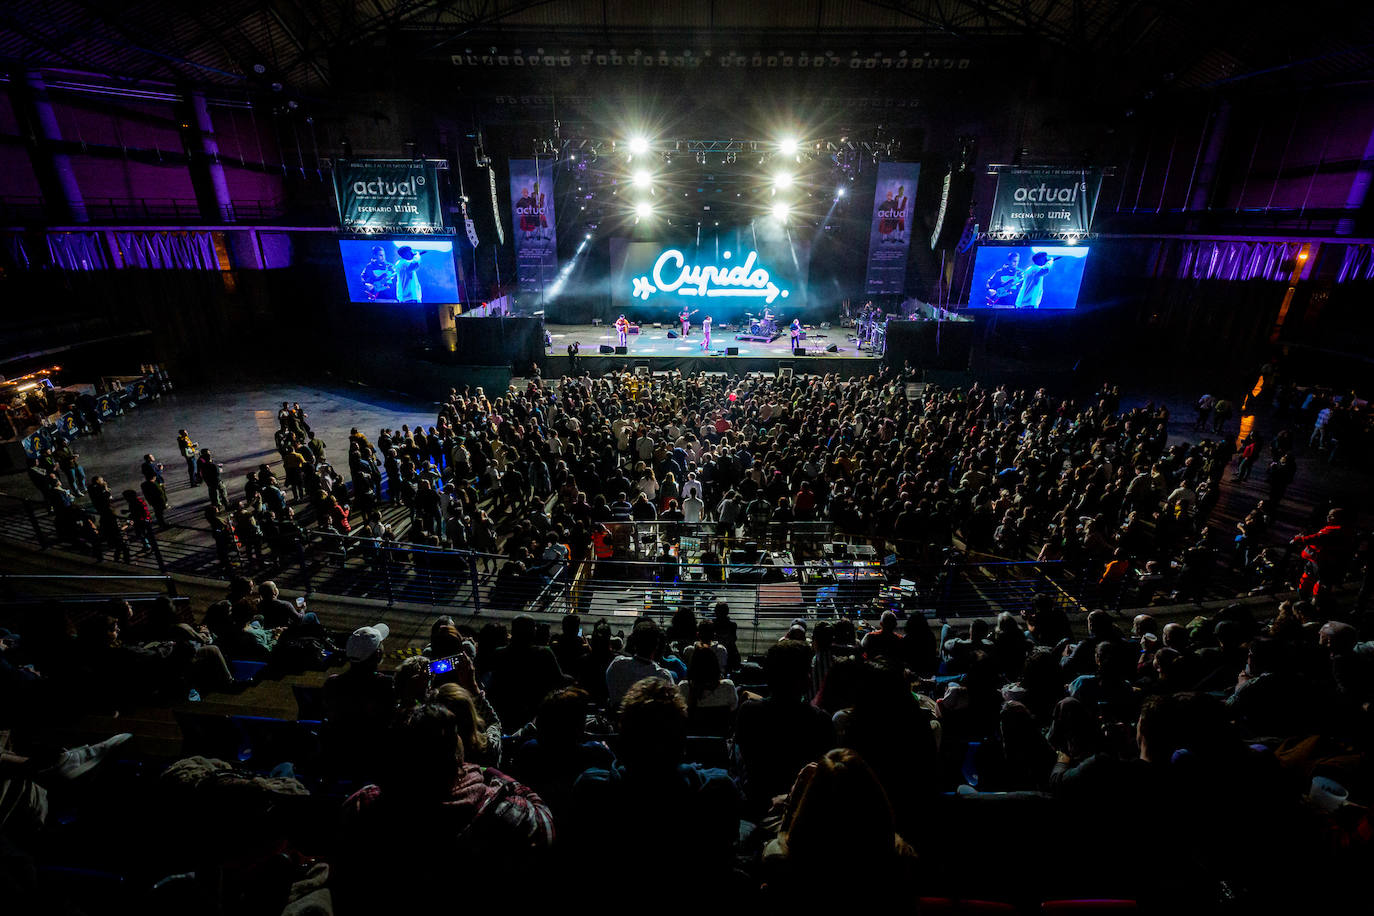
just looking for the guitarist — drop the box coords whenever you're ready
[985,252,1021,307]
[679,307,697,338]
[359,245,397,300]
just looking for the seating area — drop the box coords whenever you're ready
[2,553,1372,914]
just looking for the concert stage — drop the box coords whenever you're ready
[541,322,885,377]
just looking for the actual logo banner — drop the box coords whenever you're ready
[508,158,558,296]
[332,159,444,233]
[864,161,921,295]
[989,167,1102,236]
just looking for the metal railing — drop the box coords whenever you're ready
[0,573,179,601]
[0,489,1087,627]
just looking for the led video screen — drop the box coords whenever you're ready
[969,244,1090,310]
[610,232,810,318]
[339,238,459,304]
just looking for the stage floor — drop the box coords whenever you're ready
[545,322,882,361]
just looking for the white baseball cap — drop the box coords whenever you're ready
[345,623,390,662]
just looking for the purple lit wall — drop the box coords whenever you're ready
[0,91,42,198]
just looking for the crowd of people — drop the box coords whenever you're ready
[5,577,1374,910]
[5,363,1373,911]
[18,364,1370,618]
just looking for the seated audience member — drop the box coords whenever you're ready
[135,595,237,694]
[0,733,132,836]
[763,748,916,903]
[679,640,738,733]
[434,681,504,768]
[551,612,590,675]
[337,703,553,912]
[902,613,939,676]
[422,616,467,662]
[507,686,614,817]
[255,580,304,629]
[568,678,740,892]
[1062,609,1126,676]
[861,610,904,663]
[323,623,395,776]
[392,655,433,712]
[604,619,675,709]
[486,614,566,731]
[734,640,836,817]
[941,617,994,673]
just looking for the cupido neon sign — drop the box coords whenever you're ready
[632,249,790,304]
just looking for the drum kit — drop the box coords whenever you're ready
[744,312,779,337]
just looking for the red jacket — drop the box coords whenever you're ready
[1292,524,1352,567]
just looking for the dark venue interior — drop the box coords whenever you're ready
[1,2,1373,913]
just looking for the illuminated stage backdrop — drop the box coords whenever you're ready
[864,161,921,296]
[609,229,810,321]
[509,158,559,296]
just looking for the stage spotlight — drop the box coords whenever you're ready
[778,136,800,156]
[771,202,791,221]
[835,186,846,198]
[773,171,794,190]
[628,135,650,155]
[635,201,653,219]
[632,169,652,188]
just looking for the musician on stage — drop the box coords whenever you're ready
[679,307,693,338]
[789,318,802,350]
[615,314,630,348]
[700,315,712,351]
[762,306,776,334]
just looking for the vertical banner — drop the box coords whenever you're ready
[508,158,558,297]
[989,167,1103,236]
[864,161,921,296]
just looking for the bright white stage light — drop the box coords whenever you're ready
[632,169,652,188]
[635,201,653,219]
[835,186,846,198]
[628,136,650,155]
[773,171,794,190]
[778,136,799,155]
[771,202,791,221]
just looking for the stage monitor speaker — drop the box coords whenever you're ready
[599,344,615,354]
[793,347,807,356]
[825,344,839,353]
[615,346,628,355]
[666,330,678,338]
[725,346,739,356]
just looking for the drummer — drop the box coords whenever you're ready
[762,306,775,333]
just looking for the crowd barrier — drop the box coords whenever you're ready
[0,492,1089,632]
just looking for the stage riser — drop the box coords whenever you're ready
[544,355,882,378]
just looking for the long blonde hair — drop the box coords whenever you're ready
[434,683,488,755]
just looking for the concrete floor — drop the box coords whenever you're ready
[8,382,442,531]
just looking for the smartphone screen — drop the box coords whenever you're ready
[295,597,306,608]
